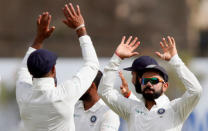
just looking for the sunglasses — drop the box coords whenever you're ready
[141,77,164,85]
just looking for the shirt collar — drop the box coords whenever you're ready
[77,99,104,112]
[32,77,55,90]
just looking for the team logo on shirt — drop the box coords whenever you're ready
[157,108,165,115]
[90,115,97,123]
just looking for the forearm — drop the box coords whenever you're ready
[169,54,202,93]
[98,54,131,120]
[31,36,44,49]
[79,35,99,68]
[63,34,99,101]
[170,54,202,121]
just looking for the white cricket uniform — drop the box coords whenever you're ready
[98,54,202,131]
[16,35,99,131]
[74,99,120,131]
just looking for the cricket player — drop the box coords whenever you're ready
[119,56,160,99]
[16,3,99,131]
[74,71,120,131]
[98,36,202,131]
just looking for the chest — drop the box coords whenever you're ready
[129,106,178,131]
[74,107,107,131]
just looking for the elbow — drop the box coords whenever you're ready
[196,85,202,97]
[85,60,100,71]
[192,85,202,99]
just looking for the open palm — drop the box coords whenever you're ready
[115,36,140,59]
[155,36,178,61]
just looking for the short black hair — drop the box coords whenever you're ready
[93,70,103,89]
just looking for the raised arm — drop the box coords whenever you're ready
[155,36,202,122]
[98,36,140,120]
[17,12,55,86]
[60,3,99,101]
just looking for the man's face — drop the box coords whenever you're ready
[140,71,167,101]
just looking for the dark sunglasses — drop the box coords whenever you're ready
[141,77,164,85]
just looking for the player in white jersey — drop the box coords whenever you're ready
[74,71,120,131]
[98,36,202,131]
[16,3,99,131]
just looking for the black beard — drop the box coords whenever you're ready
[142,86,163,101]
[79,92,92,101]
[134,75,142,94]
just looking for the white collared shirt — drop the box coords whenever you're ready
[16,35,99,131]
[98,54,202,131]
[74,99,120,131]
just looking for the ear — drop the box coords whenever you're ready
[91,82,97,89]
[139,78,142,84]
[162,82,169,92]
[51,65,56,76]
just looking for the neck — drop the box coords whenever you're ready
[145,100,156,110]
[83,94,100,110]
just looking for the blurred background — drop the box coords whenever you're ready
[0,0,208,130]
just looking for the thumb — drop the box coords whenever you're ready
[48,26,55,35]
[155,52,164,59]
[131,52,139,57]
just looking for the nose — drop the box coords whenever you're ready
[146,82,154,89]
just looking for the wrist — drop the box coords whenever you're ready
[75,24,85,31]
[34,36,44,43]
[32,36,44,49]
[115,51,124,60]
[76,27,87,37]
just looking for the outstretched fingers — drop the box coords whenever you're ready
[37,15,41,25]
[129,37,138,47]
[171,37,176,46]
[64,4,73,18]
[162,38,169,47]
[76,5,81,16]
[69,3,77,16]
[125,36,133,45]
[121,36,126,44]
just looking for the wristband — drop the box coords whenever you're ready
[125,91,131,98]
[75,24,85,31]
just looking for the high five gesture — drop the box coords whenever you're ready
[32,12,55,49]
[115,36,140,59]
[155,36,178,61]
[62,3,86,37]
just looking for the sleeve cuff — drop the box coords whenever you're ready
[79,35,91,46]
[168,54,180,65]
[111,53,123,65]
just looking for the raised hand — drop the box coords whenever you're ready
[115,36,140,59]
[32,12,55,49]
[62,3,84,29]
[119,71,131,98]
[155,36,178,61]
